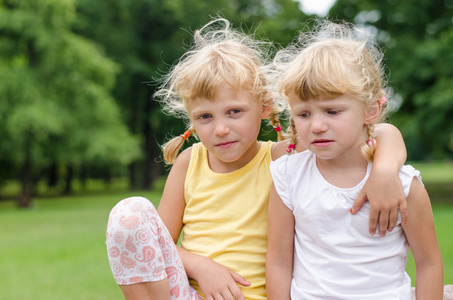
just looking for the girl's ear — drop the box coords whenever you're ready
[365,99,382,124]
[261,99,273,119]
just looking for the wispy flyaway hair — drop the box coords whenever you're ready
[275,20,389,121]
[155,18,275,121]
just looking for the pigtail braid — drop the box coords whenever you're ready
[286,117,298,154]
[268,111,287,141]
[361,124,376,162]
[162,127,195,165]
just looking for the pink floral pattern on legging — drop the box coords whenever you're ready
[106,196,201,299]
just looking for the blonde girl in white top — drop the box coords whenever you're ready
[267,20,443,299]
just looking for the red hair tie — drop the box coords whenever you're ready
[286,144,295,154]
[180,130,191,140]
[366,139,376,146]
[273,124,282,132]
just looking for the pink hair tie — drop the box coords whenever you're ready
[273,124,282,132]
[366,139,376,146]
[382,96,387,104]
[286,144,295,154]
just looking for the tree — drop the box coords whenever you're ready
[74,0,195,190]
[329,0,453,160]
[0,0,140,206]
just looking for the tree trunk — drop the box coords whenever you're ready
[128,162,139,190]
[102,169,112,187]
[47,162,59,187]
[140,87,161,190]
[79,165,87,190]
[63,164,74,195]
[18,140,32,208]
[18,40,37,207]
[142,135,161,190]
[141,112,154,190]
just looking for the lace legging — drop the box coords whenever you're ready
[106,196,201,299]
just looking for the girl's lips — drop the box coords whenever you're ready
[216,141,236,149]
[312,139,333,148]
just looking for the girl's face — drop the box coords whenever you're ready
[188,83,271,173]
[289,94,368,164]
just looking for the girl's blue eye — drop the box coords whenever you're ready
[300,112,310,118]
[227,109,242,117]
[199,114,211,120]
[327,110,340,115]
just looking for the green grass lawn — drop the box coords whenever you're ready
[0,161,451,299]
[0,189,163,300]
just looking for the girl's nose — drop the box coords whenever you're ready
[311,116,328,133]
[214,120,230,136]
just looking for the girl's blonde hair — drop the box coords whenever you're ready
[274,20,389,161]
[155,18,285,164]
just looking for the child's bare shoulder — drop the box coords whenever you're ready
[271,141,290,161]
[171,146,193,172]
[271,141,307,160]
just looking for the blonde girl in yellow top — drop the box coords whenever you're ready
[106,18,408,300]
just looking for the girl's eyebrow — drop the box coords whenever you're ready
[225,102,251,109]
[189,110,209,119]
[315,98,349,107]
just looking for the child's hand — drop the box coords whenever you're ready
[351,167,408,237]
[195,256,250,300]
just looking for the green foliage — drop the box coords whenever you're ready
[0,0,310,195]
[329,0,453,160]
[8,0,452,195]
[0,0,140,198]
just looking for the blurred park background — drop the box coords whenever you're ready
[0,0,452,299]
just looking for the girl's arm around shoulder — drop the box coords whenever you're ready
[403,177,444,300]
[353,123,408,236]
[266,184,294,300]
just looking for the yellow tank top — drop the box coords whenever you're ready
[181,141,274,300]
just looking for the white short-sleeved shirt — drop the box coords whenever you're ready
[270,150,421,300]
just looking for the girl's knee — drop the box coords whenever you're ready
[115,196,156,211]
[109,196,156,221]
[106,197,181,286]
[106,196,159,243]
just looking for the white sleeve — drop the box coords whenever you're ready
[270,156,293,211]
[399,165,423,197]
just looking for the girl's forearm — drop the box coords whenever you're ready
[374,123,407,169]
[176,246,205,280]
[266,264,292,300]
[355,123,408,236]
